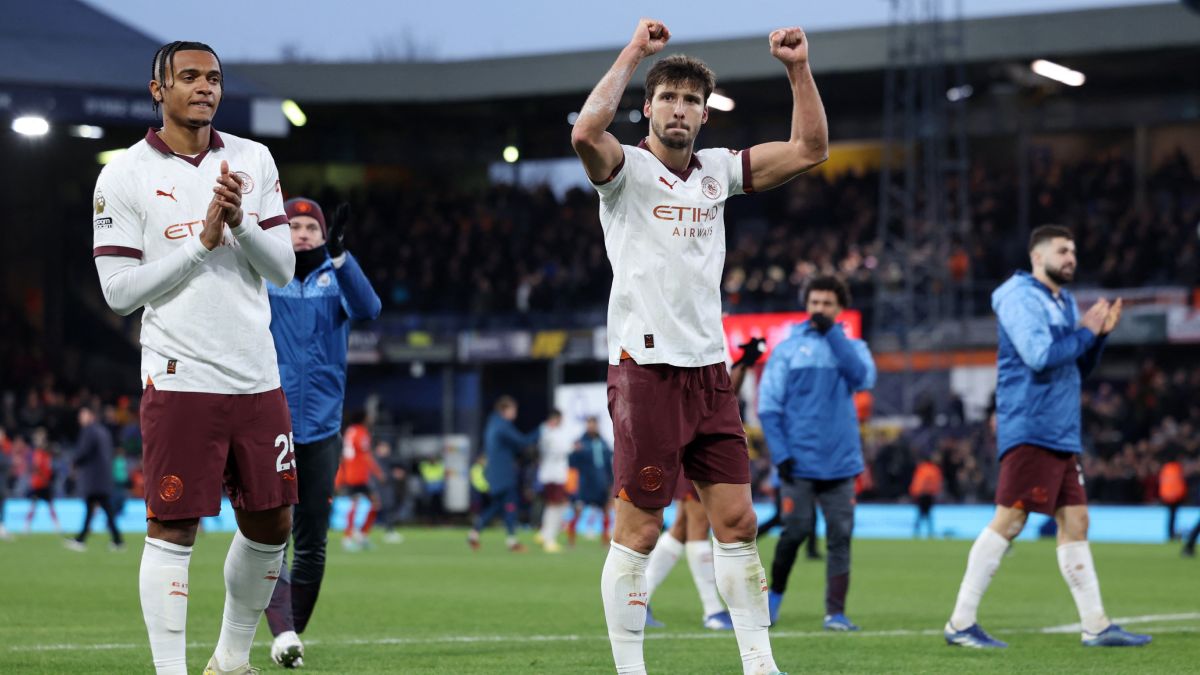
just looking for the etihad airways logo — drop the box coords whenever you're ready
[652,205,719,223]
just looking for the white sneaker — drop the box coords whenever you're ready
[63,538,86,552]
[383,531,404,544]
[342,537,360,552]
[271,631,305,669]
[203,656,262,674]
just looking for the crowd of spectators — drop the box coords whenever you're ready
[289,148,1199,320]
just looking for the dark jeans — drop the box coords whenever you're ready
[474,486,519,536]
[266,433,341,636]
[771,477,856,615]
[76,493,123,545]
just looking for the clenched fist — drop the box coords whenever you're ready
[770,27,809,65]
[630,18,670,57]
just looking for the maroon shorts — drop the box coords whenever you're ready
[542,483,568,505]
[141,385,299,520]
[995,444,1087,515]
[608,359,750,509]
[673,472,700,502]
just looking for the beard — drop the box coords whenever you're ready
[652,120,693,150]
[1045,263,1074,286]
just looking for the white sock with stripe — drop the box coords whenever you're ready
[140,536,192,675]
[712,538,778,675]
[949,526,1008,630]
[685,539,725,618]
[213,530,286,670]
[1057,541,1110,635]
[601,542,649,674]
[644,532,683,596]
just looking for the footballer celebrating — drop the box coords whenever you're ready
[572,18,828,675]
[92,42,297,674]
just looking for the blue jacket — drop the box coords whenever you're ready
[268,253,381,443]
[74,422,114,496]
[482,413,540,493]
[992,271,1105,458]
[571,432,613,502]
[758,321,876,481]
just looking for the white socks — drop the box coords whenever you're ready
[949,527,1009,630]
[541,504,567,545]
[712,539,777,675]
[686,539,725,618]
[601,542,650,674]
[1057,541,1110,635]
[644,532,684,596]
[140,537,193,675]
[213,531,286,670]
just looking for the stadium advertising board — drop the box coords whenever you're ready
[723,310,862,363]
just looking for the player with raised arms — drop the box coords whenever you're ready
[92,41,297,674]
[571,18,828,675]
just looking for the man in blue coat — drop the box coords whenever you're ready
[758,276,875,632]
[264,197,381,668]
[468,396,540,552]
[568,416,614,546]
[943,225,1149,649]
[65,406,124,550]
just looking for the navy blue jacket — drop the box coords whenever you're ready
[570,432,613,503]
[74,423,114,496]
[482,413,540,494]
[992,271,1106,458]
[268,253,381,444]
[758,320,876,481]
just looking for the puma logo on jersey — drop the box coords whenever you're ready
[658,176,678,190]
[155,187,177,202]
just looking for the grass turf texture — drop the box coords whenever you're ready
[0,531,1193,673]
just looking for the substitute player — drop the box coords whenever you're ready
[92,41,297,675]
[337,412,384,551]
[263,196,381,668]
[572,18,828,675]
[943,225,1150,649]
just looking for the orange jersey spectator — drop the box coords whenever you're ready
[30,447,53,491]
[909,461,943,499]
[336,424,381,488]
[1159,461,1186,505]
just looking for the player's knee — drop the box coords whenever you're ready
[712,507,757,543]
[1061,511,1089,541]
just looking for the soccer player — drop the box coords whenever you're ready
[262,196,381,668]
[65,406,125,551]
[759,276,876,632]
[568,416,614,546]
[572,18,828,674]
[468,396,540,552]
[943,225,1150,649]
[92,41,297,674]
[537,410,575,553]
[337,412,384,552]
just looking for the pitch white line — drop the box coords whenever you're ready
[1039,612,1200,634]
[9,614,1197,653]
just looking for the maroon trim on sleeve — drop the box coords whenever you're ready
[594,156,626,186]
[259,214,289,230]
[93,246,144,260]
[741,147,754,194]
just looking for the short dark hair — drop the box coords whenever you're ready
[644,54,716,104]
[547,409,563,421]
[803,275,851,308]
[1029,225,1073,252]
[151,41,222,113]
[495,395,517,413]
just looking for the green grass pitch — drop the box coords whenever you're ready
[0,530,1194,673]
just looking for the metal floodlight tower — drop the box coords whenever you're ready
[874,0,973,417]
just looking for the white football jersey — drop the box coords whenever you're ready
[92,128,289,394]
[594,140,750,367]
[537,423,576,485]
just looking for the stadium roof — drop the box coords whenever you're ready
[0,0,283,134]
[232,3,1200,104]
